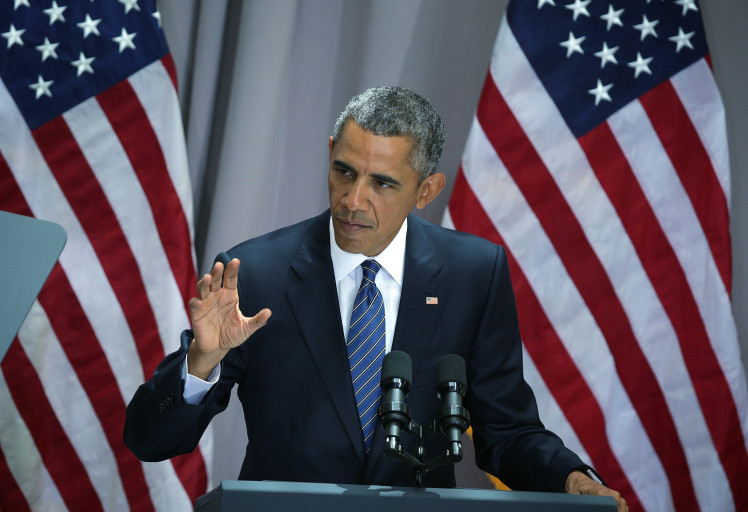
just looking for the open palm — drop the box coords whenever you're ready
[187,258,271,378]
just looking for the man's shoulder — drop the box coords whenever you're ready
[409,214,501,256]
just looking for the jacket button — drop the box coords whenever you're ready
[159,393,175,414]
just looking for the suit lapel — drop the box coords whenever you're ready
[285,213,366,463]
[391,216,449,377]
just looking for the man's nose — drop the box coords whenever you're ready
[343,178,369,210]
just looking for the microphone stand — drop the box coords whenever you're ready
[380,406,470,487]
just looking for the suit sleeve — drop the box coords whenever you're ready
[465,245,586,492]
[123,330,232,461]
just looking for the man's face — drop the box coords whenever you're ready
[328,121,444,256]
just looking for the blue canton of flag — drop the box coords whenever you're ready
[0,0,168,129]
[509,0,707,137]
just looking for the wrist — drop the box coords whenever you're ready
[187,340,225,380]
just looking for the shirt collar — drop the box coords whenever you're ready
[329,215,407,285]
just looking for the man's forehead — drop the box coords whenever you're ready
[338,120,414,146]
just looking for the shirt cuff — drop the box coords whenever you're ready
[181,355,220,405]
[565,465,607,492]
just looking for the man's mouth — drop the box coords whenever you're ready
[336,216,370,232]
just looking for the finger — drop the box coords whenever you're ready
[195,273,213,300]
[223,258,241,291]
[209,261,225,292]
[188,296,202,315]
[618,497,628,512]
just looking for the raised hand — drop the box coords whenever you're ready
[187,258,271,379]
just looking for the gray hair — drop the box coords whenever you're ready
[331,86,445,182]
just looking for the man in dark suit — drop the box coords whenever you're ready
[124,86,626,510]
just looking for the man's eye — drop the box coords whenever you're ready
[376,180,392,188]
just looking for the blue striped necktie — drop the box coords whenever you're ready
[346,259,386,454]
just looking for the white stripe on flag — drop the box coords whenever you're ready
[197,421,215,489]
[140,458,193,512]
[441,209,455,230]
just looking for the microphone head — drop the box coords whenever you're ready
[381,350,412,385]
[437,354,466,388]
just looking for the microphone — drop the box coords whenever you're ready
[437,354,470,459]
[379,350,412,452]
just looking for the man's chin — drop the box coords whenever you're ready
[333,230,366,254]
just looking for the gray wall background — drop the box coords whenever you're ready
[157,0,747,488]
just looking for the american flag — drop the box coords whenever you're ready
[444,1,748,511]
[0,1,211,510]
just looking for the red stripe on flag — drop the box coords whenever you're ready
[0,153,23,212]
[639,80,732,295]
[580,121,748,509]
[477,74,698,510]
[32,116,165,378]
[161,53,179,93]
[1,340,104,511]
[96,81,197,314]
[449,169,642,510]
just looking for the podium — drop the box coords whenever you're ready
[0,211,66,362]
[195,481,617,511]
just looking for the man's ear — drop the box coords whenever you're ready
[415,172,446,209]
[328,136,334,158]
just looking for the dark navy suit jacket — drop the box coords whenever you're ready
[124,211,587,491]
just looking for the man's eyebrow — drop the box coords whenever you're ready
[332,159,356,173]
[370,173,401,187]
[333,160,402,187]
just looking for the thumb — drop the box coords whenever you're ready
[247,308,272,333]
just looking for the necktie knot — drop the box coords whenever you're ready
[360,259,381,284]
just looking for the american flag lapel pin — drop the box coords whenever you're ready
[426,296,438,305]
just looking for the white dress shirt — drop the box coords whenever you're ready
[329,216,406,354]
[182,216,408,404]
